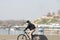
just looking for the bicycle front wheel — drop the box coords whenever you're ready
[17,34,27,40]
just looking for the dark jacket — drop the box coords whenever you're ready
[24,23,36,31]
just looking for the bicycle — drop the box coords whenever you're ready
[17,29,41,40]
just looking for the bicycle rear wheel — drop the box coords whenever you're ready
[32,35,41,40]
[17,34,27,40]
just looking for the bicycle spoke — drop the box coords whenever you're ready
[17,34,27,40]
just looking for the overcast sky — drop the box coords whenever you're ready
[0,0,60,20]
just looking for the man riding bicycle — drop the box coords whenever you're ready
[24,20,36,40]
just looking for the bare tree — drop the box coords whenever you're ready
[47,12,52,17]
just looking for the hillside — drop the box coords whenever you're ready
[33,12,60,24]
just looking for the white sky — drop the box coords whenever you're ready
[0,0,60,20]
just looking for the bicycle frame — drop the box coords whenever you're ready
[17,29,35,40]
[24,31,31,40]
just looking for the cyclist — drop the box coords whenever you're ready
[24,20,36,40]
